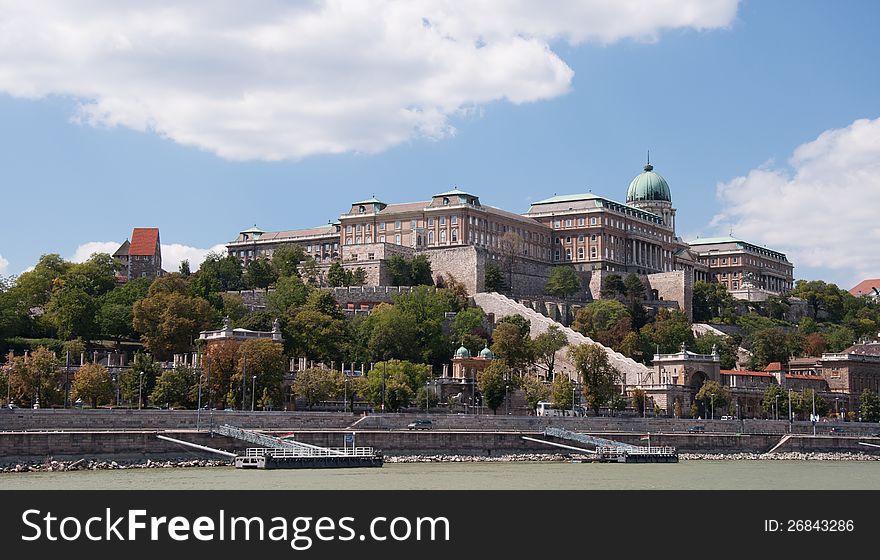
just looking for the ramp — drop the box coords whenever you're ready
[545,427,639,451]
[212,424,346,456]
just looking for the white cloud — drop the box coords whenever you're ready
[710,117,880,288]
[161,243,228,274]
[69,241,121,263]
[0,1,738,160]
[0,254,9,275]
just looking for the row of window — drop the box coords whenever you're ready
[550,215,672,243]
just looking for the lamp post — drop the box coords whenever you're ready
[138,371,144,410]
[381,361,386,412]
[344,377,348,413]
[710,393,715,421]
[251,375,256,412]
[241,354,247,412]
[196,373,204,431]
[505,384,510,416]
[788,388,793,434]
[426,380,430,414]
[572,384,576,416]
[775,394,780,421]
[64,350,70,409]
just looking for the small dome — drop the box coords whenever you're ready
[479,345,494,359]
[454,345,471,359]
[626,163,671,203]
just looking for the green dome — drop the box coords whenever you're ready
[454,345,471,359]
[626,164,671,203]
[479,345,494,359]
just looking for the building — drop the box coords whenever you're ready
[686,236,794,298]
[850,279,880,300]
[225,161,794,312]
[114,227,164,282]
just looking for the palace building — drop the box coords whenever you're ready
[226,161,794,312]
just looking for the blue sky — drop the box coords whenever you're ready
[1,0,879,289]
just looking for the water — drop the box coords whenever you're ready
[1,460,878,490]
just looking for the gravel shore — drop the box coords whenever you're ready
[0,459,231,473]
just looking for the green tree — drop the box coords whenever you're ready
[695,380,730,419]
[523,377,550,413]
[179,260,191,276]
[550,374,574,411]
[220,293,249,324]
[292,368,343,409]
[824,325,855,353]
[600,274,626,298]
[71,362,113,408]
[120,352,162,407]
[692,281,737,323]
[484,262,507,293]
[344,267,367,287]
[8,347,61,407]
[387,255,433,286]
[478,361,511,414]
[544,266,580,299]
[532,325,567,380]
[569,344,620,415]
[450,307,487,341]
[496,314,531,338]
[640,308,693,355]
[272,244,306,278]
[132,292,214,359]
[327,261,346,288]
[198,253,244,291]
[762,384,787,419]
[673,399,682,419]
[415,385,440,409]
[692,334,738,370]
[46,286,97,341]
[301,257,320,287]
[96,277,152,344]
[791,279,847,321]
[631,387,647,417]
[267,274,311,314]
[363,360,430,411]
[801,389,829,417]
[366,304,419,363]
[65,253,118,297]
[201,339,241,409]
[860,389,880,422]
[233,339,287,410]
[490,322,533,372]
[749,327,801,369]
[150,367,197,409]
[285,309,346,364]
[620,331,654,365]
[572,299,631,349]
[623,273,647,328]
[244,258,278,289]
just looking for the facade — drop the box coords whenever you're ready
[114,228,163,282]
[225,162,793,310]
[686,236,794,296]
[199,316,284,345]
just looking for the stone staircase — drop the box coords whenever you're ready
[473,292,652,385]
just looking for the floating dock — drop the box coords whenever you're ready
[525,427,678,463]
[212,424,384,470]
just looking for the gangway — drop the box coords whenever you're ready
[212,424,346,456]
[544,427,639,451]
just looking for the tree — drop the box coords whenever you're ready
[673,399,682,419]
[132,292,214,359]
[450,307,487,342]
[286,309,346,364]
[65,253,118,297]
[301,257,320,287]
[415,386,440,409]
[600,274,626,298]
[631,388,647,417]
[569,344,620,415]
[201,339,241,409]
[532,325,567,380]
[484,262,507,293]
[292,368,343,409]
[478,361,511,414]
[366,304,419,363]
[234,339,287,410]
[860,389,880,422]
[220,293,249,325]
[620,331,654,365]
[345,267,367,287]
[523,377,550,413]
[71,362,113,408]
[272,244,306,278]
[363,360,430,411]
[692,281,736,323]
[695,380,730,419]
[497,315,531,338]
[824,325,855,353]
[490,322,533,372]
[46,286,97,341]
[499,232,523,290]
[573,300,631,349]
[244,258,278,289]
[120,352,162,407]
[802,333,827,357]
[179,260,191,276]
[749,327,801,369]
[267,275,311,314]
[640,308,693,355]
[801,389,829,417]
[8,347,61,407]
[544,266,580,299]
[150,367,197,409]
[791,279,847,322]
[623,273,648,329]
[327,261,346,288]
[550,374,574,411]
[692,334,738,370]
[762,384,787,419]
[387,255,433,286]
[198,253,244,291]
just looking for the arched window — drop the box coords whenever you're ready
[428,231,434,244]
[440,230,447,242]
[358,205,366,214]
[451,229,458,242]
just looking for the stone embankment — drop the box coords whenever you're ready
[680,452,879,461]
[386,453,571,463]
[1,458,231,473]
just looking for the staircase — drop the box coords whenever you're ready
[212,424,345,456]
[473,292,653,385]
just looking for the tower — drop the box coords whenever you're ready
[626,158,676,232]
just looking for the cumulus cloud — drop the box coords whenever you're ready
[69,241,121,263]
[0,254,9,276]
[161,243,228,274]
[710,117,880,288]
[0,1,738,160]
[69,241,227,274]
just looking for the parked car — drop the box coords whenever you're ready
[687,425,705,433]
[720,415,733,420]
[407,420,433,430]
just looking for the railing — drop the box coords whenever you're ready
[213,424,346,455]
[245,447,377,458]
[596,446,677,456]
[545,427,639,451]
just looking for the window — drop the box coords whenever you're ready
[395,221,402,230]
[451,215,458,225]
[590,217,596,225]
[451,229,458,242]
[358,205,366,214]
[565,219,572,227]
[306,246,311,253]
[443,197,450,205]
[346,237,353,245]
[368,253,375,260]
[379,222,385,231]
[395,234,401,244]
[366,223,372,231]
[590,234,596,242]
[440,230,446,242]
[346,225,353,233]
[590,247,597,259]
[428,218,434,227]
[566,237,571,244]
[554,250,560,261]
[554,220,561,228]
[578,235,584,243]
[440,216,446,226]
[578,247,584,260]
[356,224,362,232]
[578,217,585,226]
[379,235,385,242]
[351,254,358,261]
[355,237,362,244]
[732,281,738,289]
[428,231,434,244]
[565,248,572,260]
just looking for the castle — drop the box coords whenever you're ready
[226,162,794,316]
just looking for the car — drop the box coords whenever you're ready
[829,427,845,435]
[687,425,705,433]
[407,420,433,430]
[720,415,733,420]
[6,403,18,410]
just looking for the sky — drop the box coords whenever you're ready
[0,0,878,289]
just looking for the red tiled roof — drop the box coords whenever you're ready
[129,228,160,256]
[720,369,772,377]
[764,362,784,372]
[786,374,825,381]
[849,279,880,297]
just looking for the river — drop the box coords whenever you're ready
[1,460,878,490]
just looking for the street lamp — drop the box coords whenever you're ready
[426,380,431,414]
[196,373,205,431]
[251,375,257,412]
[138,371,144,410]
[775,394,780,421]
[710,393,715,421]
[505,384,510,415]
[381,361,386,413]
[788,388,793,433]
[241,354,248,412]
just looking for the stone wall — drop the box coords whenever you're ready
[646,270,692,321]
[421,245,483,294]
